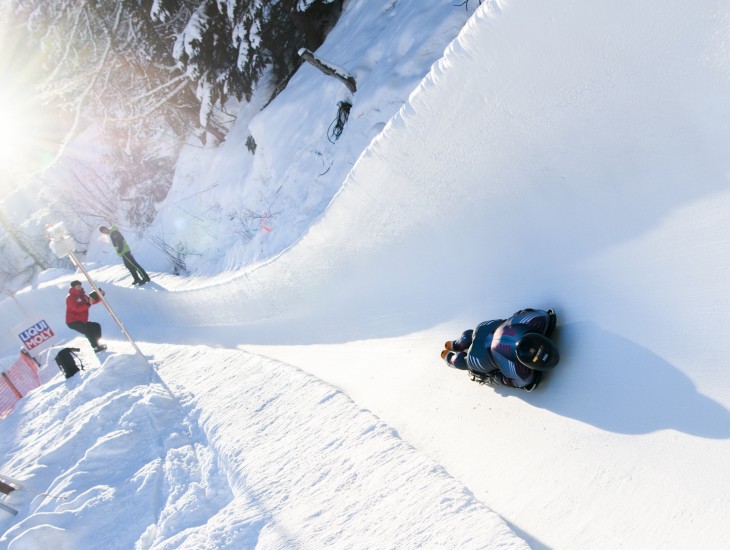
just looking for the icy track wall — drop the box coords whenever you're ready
[122,1,730,350]
[3,0,730,363]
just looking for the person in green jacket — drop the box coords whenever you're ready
[99,225,151,285]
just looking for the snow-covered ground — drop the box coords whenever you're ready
[3,0,730,548]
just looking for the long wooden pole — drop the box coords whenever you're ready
[67,251,147,361]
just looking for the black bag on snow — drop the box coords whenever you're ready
[54,347,84,379]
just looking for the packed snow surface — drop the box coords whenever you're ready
[3,1,730,549]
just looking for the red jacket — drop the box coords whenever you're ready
[66,287,91,324]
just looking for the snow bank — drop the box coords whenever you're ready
[0,344,527,548]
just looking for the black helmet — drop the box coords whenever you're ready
[515,333,559,371]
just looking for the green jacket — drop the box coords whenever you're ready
[109,225,130,256]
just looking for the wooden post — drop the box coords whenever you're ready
[299,48,357,93]
[1,373,22,399]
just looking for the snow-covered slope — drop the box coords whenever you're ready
[3,1,730,548]
[1,345,527,548]
[150,0,477,273]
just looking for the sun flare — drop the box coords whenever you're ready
[0,83,68,182]
[0,92,33,164]
[0,16,66,185]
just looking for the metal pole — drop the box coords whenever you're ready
[67,251,147,361]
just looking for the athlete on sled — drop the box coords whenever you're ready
[441,308,559,391]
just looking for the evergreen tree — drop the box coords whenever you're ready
[174,0,343,139]
[2,0,343,234]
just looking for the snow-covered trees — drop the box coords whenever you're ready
[8,0,343,146]
[0,0,343,287]
[173,0,343,141]
[13,0,198,145]
[4,0,199,234]
[5,0,343,182]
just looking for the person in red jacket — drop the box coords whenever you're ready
[65,280,106,352]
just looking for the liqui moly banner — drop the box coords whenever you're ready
[17,320,56,351]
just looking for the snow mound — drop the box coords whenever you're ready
[0,345,527,548]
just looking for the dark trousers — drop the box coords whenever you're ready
[122,252,149,282]
[67,321,102,347]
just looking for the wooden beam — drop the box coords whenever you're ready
[0,480,15,495]
[299,48,357,94]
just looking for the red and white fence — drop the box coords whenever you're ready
[0,351,40,420]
